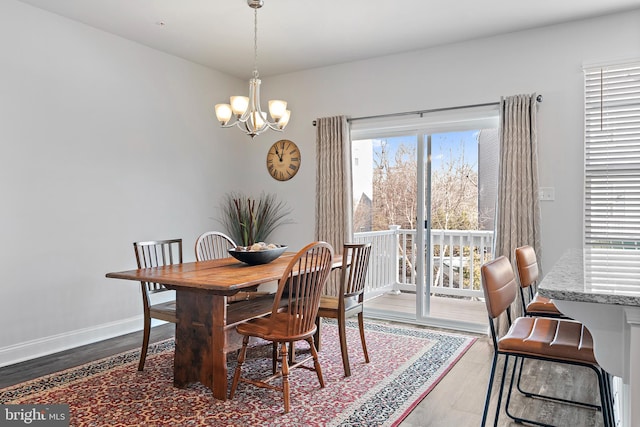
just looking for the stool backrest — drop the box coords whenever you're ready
[515,245,539,289]
[481,256,518,320]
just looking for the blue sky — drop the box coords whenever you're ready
[372,130,480,171]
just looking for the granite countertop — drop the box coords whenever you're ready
[538,248,640,306]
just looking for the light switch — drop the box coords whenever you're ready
[539,187,555,201]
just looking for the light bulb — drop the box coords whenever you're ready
[230,96,249,116]
[215,104,232,125]
[269,100,287,120]
[277,110,291,129]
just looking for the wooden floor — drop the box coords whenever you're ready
[401,326,605,427]
[367,292,488,325]
[0,323,605,426]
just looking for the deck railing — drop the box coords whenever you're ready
[354,227,493,298]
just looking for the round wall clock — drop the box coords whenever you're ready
[266,139,301,181]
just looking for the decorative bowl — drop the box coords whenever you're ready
[228,245,288,265]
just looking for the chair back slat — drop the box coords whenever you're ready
[341,243,372,299]
[133,239,183,293]
[195,231,236,261]
[480,256,517,320]
[271,242,334,338]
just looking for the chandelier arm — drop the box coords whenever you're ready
[219,120,240,128]
[264,122,285,131]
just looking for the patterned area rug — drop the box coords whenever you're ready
[1,321,475,426]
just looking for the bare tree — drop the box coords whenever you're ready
[430,143,478,231]
[372,141,417,230]
[370,139,478,232]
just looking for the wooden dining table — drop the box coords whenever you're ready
[106,252,343,400]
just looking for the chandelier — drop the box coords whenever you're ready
[214,0,290,138]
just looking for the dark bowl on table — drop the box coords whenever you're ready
[228,245,288,265]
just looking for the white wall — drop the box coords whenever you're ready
[0,0,246,365]
[253,9,640,272]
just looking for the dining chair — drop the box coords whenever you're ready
[314,242,372,377]
[133,238,182,371]
[195,230,271,302]
[480,256,612,427]
[194,231,236,261]
[515,245,565,318]
[229,241,334,413]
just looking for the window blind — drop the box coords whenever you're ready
[584,62,640,248]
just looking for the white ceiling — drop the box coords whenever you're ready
[16,0,640,79]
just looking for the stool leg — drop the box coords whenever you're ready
[596,368,612,427]
[493,354,511,427]
[481,352,498,427]
[605,372,616,427]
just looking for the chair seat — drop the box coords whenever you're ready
[526,293,563,315]
[237,313,317,342]
[148,301,177,323]
[319,295,359,311]
[499,316,597,364]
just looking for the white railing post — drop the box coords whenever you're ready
[388,225,401,295]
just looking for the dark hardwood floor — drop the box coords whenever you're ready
[0,323,606,426]
[0,324,175,389]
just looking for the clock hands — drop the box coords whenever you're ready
[274,146,283,162]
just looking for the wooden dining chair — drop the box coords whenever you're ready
[480,256,612,427]
[229,241,334,413]
[194,231,236,261]
[133,238,182,371]
[515,245,565,318]
[314,242,372,377]
[195,230,270,302]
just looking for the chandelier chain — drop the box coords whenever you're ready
[253,8,259,78]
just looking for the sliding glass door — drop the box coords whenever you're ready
[351,108,498,332]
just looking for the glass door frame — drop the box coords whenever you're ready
[416,133,429,319]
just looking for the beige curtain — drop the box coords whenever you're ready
[494,93,542,335]
[315,115,352,295]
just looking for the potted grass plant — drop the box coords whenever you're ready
[218,192,293,247]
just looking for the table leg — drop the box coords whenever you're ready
[173,291,229,400]
[210,295,227,400]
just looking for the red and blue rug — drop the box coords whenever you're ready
[0,321,475,426]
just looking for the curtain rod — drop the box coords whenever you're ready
[312,94,543,126]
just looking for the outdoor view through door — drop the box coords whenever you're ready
[351,111,498,333]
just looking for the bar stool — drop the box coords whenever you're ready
[514,246,616,424]
[515,245,565,318]
[480,256,612,427]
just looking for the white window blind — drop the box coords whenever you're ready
[584,61,640,248]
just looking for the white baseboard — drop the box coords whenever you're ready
[0,316,150,368]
